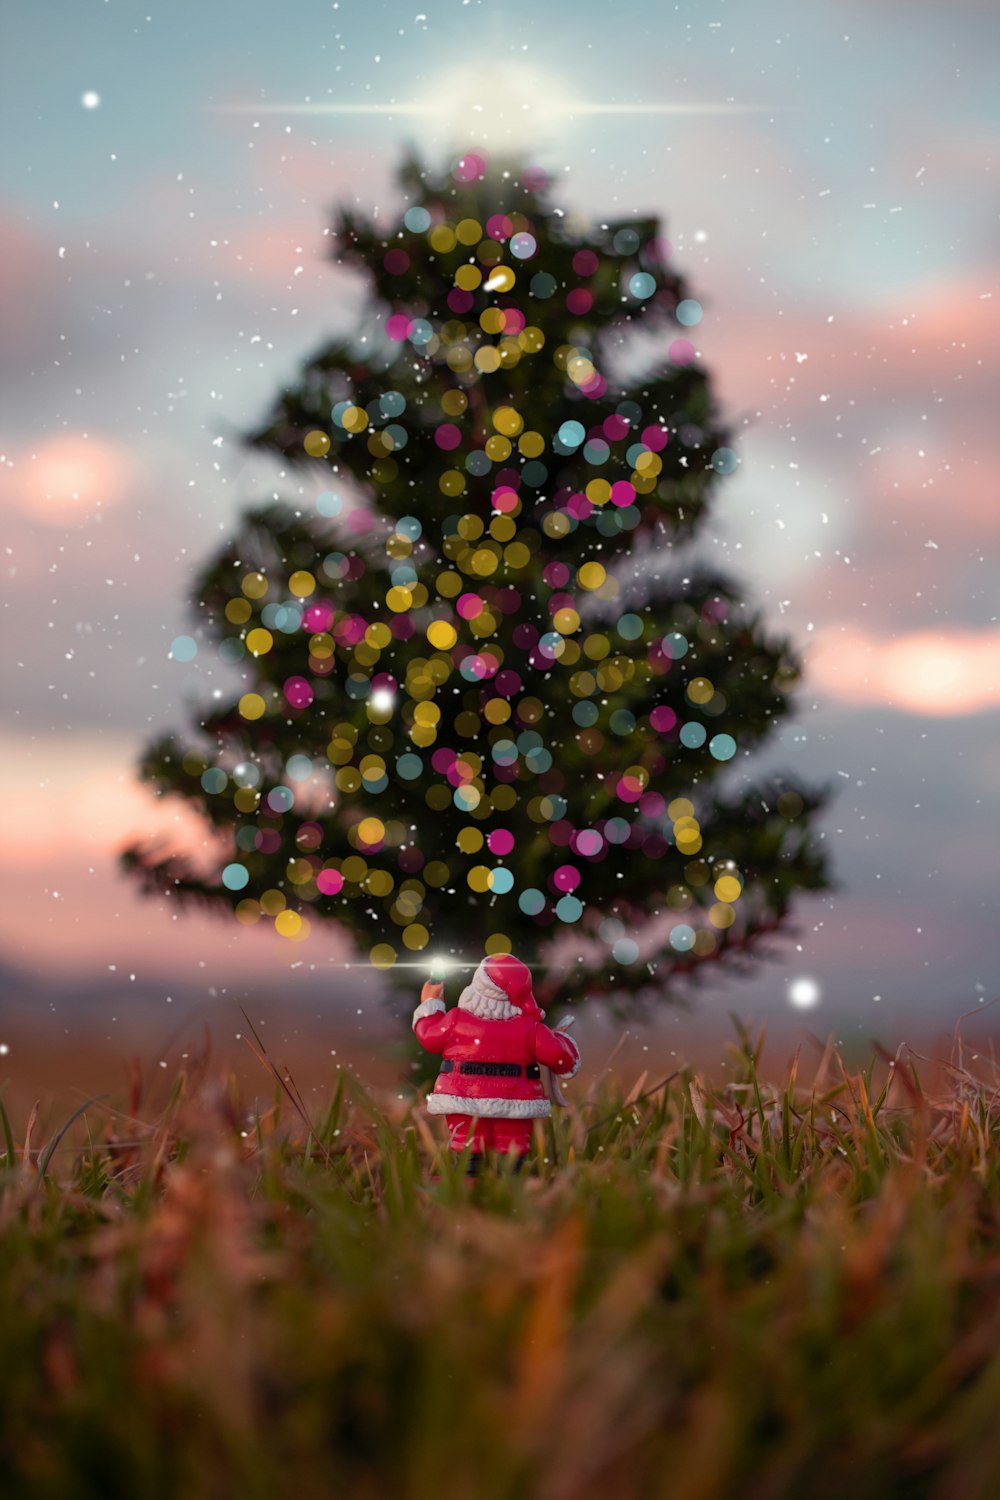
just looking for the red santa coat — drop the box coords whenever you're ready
[413,1001,581,1118]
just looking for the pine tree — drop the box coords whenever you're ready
[121,146,832,1017]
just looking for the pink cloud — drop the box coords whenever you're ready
[889,124,998,182]
[121,130,398,292]
[0,730,365,978]
[808,623,1000,715]
[0,733,215,870]
[0,847,355,982]
[1,432,132,526]
[859,420,999,533]
[702,265,999,423]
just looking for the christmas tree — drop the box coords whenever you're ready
[121,146,832,1016]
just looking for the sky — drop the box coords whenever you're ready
[1,0,999,1063]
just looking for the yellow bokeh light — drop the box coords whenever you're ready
[577,561,607,590]
[289,570,316,598]
[366,621,392,649]
[239,693,266,721]
[303,431,330,457]
[426,620,458,650]
[365,869,394,898]
[439,469,466,496]
[341,405,369,434]
[714,875,742,903]
[436,570,462,597]
[457,514,484,540]
[441,389,468,416]
[429,225,456,253]
[246,628,273,656]
[504,541,530,569]
[553,608,581,635]
[275,910,302,938]
[487,265,516,293]
[492,406,524,437]
[386,586,413,612]
[357,817,386,846]
[709,903,736,929]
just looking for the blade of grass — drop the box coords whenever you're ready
[318,1073,346,1149]
[583,1071,681,1138]
[21,1101,39,1167]
[37,1095,110,1181]
[0,1087,16,1169]
[239,1008,332,1167]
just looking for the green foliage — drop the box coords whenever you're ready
[3,1026,1000,1498]
[121,147,833,1008]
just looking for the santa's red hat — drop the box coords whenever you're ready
[481,952,543,1019]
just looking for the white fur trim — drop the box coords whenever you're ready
[426,1092,551,1118]
[457,961,519,1021]
[412,998,446,1030]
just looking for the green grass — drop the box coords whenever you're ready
[2,1016,1000,1500]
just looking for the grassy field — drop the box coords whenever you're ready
[2,1014,1000,1500]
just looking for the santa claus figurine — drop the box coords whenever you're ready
[412,952,581,1171]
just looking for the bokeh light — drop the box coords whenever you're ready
[788,977,821,1009]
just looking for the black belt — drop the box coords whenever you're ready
[439,1060,541,1079]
